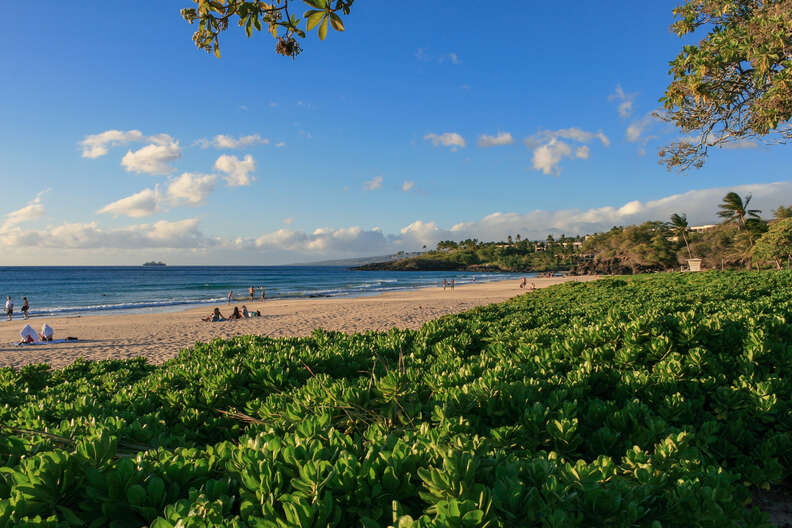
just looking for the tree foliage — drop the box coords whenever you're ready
[181,0,353,58]
[660,0,792,170]
[774,204,792,218]
[716,192,761,229]
[668,213,693,258]
[753,217,792,269]
[581,222,678,273]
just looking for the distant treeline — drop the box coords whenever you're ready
[356,195,792,274]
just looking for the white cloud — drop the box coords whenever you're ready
[98,173,218,218]
[283,217,294,225]
[214,154,256,186]
[252,226,392,254]
[532,139,572,175]
[415,48,430,61]
[80,130,176,161]
[424,132,466,151]
[195,134,269,149]
[363,175,383,191]
[415,49,461,64]
[275,142,286,148]
[477,132,514,147]
[167,173,217,206]
[1,192,46,232]
[98,187,161,218]
[608,84,637,118]
[80,130,144,158]
[723,140,760,150]
[402,180,415,192]
[121,139,182,175]
[555,128,610,147]
[0,218,213,250]
[524,128,609,174]
[6,182,792,263]
[626,113,658,143]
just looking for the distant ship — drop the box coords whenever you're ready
[142,261,167,267]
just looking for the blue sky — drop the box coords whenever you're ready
[1,1,791,264]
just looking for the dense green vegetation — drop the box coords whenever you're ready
[2,271,792,526]
[355,237,584,272]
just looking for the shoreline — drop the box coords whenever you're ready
[0,276,596,370]
[0,271,527,320]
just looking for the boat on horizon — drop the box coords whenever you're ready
[142,261,167,267]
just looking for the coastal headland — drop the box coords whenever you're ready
[0,276,595,370]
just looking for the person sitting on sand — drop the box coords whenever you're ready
[202,307,225,322]
[241,305,250,318]
[520,277,527,288]
[228,306,243,320]
[19,324,38,343]
[40,323,54,341]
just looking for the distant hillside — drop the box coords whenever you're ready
[353,239,582,272]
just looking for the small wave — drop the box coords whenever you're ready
[35,297,227,316]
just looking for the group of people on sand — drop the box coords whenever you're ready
[203,305,261,322]
[18,323,56,343]
[227,287,267,304]
[519,277,537,291]
[5,296,30,321]
[442,279,455,291]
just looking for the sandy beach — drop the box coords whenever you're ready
[0,276,595,370]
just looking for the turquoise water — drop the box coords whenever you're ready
[0,266,528,318]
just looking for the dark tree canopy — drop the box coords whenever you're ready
[660,0,792,170]
[181,0,354,58]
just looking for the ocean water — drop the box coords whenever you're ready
[0,266,528,318]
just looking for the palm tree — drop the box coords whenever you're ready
[669,213,693,258]
[717,192,761,230]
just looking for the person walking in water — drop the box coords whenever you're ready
[248,286,254,300]
[227,291,233,304]
[5,297,12,321]
[21,297,29,320]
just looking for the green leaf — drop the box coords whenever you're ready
[305,10,325,31]
[329,13,344,32]
[127,484,146,506]
[303,0,327,8]
[318,17,328,40]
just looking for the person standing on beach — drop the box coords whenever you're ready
[442,279,447,291]
[21,297,29,319]
[261,288,266,300]
[248,286,254,300]
[228,291,233,304]
[5,297,13,321]
[450,279,455,291]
